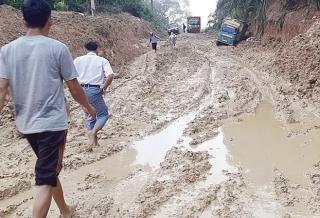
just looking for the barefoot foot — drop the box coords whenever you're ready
[94,134,99,147]
[88,131,95,146]
[61,204,77,218]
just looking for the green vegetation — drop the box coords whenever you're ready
[0,0,189,31]
[209,0,267,36]
[0,0,23,8]
[211,0,320,36]
[54,1,68,11]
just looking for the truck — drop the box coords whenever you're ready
[187,17,201,33]
[216,18,247,46]
[167,23,180,35]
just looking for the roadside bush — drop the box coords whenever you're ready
[0,0,168,31]
[0,0,54,9]
[210,0,267,35]
[54,1,68,11]
[0,0,23,8]
[64,0,86,12]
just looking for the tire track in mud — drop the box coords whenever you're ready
[0,35,220,217]
[65,37,221,218]
[102,36,260,218]
[0,34,261,218]
[111,53,150,91]
[149,39,260,218]
[4,34,301,218]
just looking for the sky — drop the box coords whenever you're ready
[188,0,218,28]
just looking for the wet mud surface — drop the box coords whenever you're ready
[1,34,320,217]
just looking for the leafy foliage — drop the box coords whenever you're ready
[0,0,23,8]
[54,1,68,11]
[0,0,54,9]
[0,0,189,31]
[209,0,267,35]
[211,0,320,36]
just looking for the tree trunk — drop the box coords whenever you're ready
[90,0,95,16]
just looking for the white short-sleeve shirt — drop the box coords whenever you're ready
[74,52,114,86]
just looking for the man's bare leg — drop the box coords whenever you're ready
[94,134,99,146]
[87,113,108,150]
[53,179,75,218]
[91,124,103,147]
[33,185,53,218]
[87,131,95,150]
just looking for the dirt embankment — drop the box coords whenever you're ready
[229,10,320,132]
[274,20,320,108]
[263,0,320,41]
[0,5,154,68]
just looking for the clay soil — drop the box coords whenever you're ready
[2,5,320,218]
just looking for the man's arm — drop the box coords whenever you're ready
[102,74,114,94]
[0,78,9,112]
[65,79,96,118]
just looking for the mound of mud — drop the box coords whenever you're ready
[263,0,320,41]
[273,20,320,105]
[0,5,154,68]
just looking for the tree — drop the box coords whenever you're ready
[154,0,190,24]
[0,0,191,31]
[210,0,267,33]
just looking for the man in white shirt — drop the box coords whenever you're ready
[170,32,177,47]
[74,42,114,150]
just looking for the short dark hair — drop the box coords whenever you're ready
[85,42,98,51]
[22,0,51,28]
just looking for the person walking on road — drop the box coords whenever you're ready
[0,0,96,217]
[169,32,177,47]
[183,23,186,33]
[74,42,114,151]
[148,32,161,52]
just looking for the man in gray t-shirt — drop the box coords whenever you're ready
[0,0,95,217]
[1,35,77,134]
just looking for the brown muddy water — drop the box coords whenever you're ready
[130,100,320,217]
[3,101,320,217]
[223,101,320,217]
[59,101,320,217]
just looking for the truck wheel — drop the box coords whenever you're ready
[216,41,222,46]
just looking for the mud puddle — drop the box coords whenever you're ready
[220,101,320,217]
[4,101,320,217]
[132,111,197,168]
[132,100,320,216]
[225,101,320,185]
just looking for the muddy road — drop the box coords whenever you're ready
[1,34,320,217]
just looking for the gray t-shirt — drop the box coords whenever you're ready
[0,35,78,134]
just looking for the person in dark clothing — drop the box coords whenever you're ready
[0,0,96,217]
[148,32,161,52]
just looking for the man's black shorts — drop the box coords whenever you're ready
[25,130,67,187]
[152,43,157,50]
